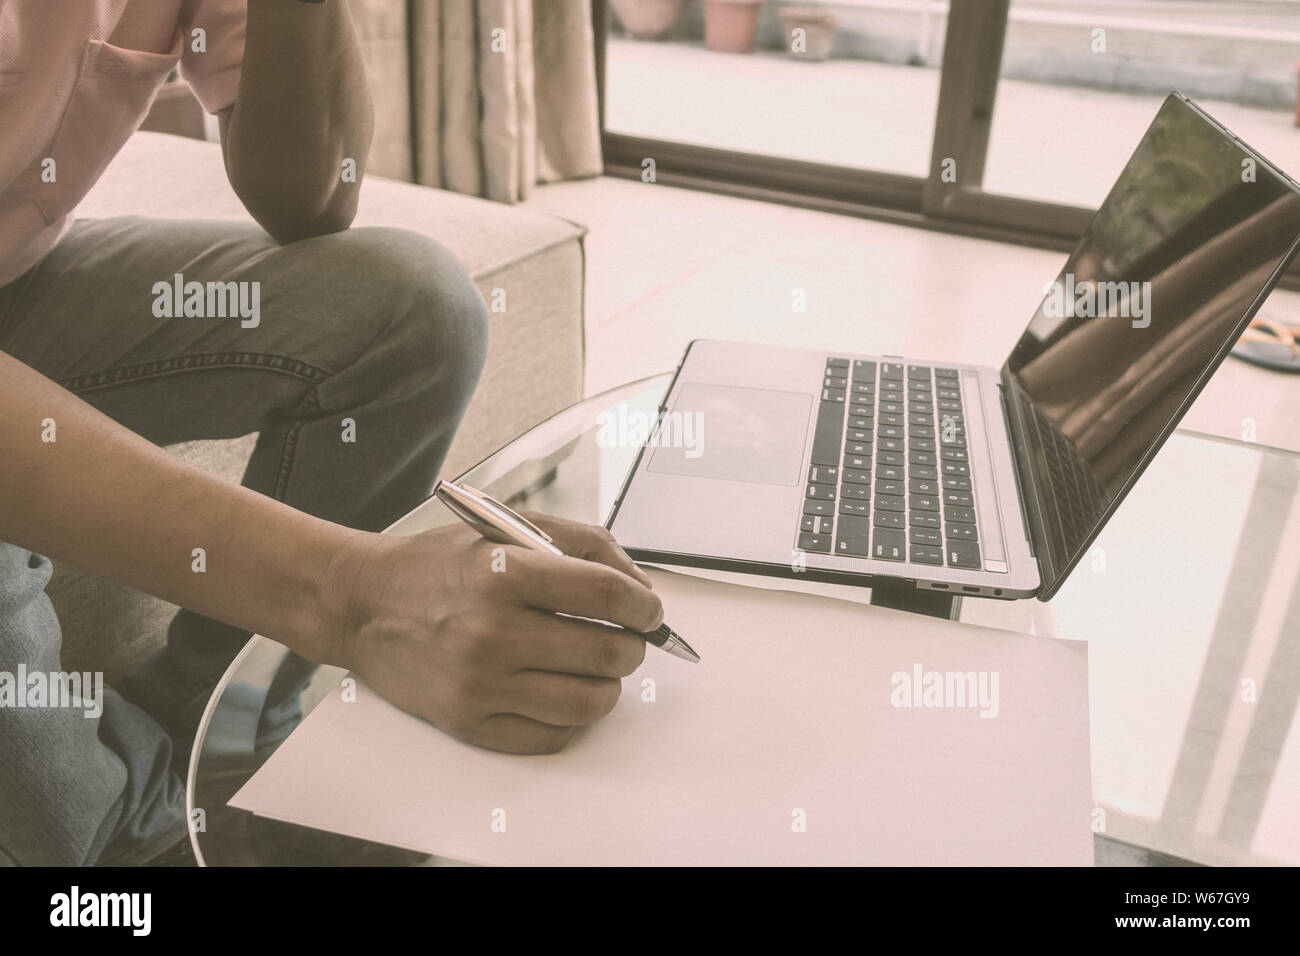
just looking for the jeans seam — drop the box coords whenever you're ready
[58,351,330,394]
[272,385,321,502]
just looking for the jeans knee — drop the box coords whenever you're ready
[344,227,489,406]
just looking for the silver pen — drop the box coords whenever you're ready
[433,480,700,663]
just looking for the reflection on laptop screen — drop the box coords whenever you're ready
[1004,94,1300,587]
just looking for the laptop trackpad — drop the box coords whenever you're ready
[646,383,810,487]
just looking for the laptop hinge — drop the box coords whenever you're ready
[997,369,1059,596]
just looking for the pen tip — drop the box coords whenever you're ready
[673,636,701,664]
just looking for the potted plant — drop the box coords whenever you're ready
[609,0,688,40]
[779,5,837,61]
[703,0,765,54]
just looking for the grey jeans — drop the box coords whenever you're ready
[0,217,489,865]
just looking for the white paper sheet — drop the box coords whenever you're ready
[231,568,1092,865]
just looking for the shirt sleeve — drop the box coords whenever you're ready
[178,0,247,114]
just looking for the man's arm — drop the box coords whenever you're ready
[217,0,373,243]
[0,352,355,662]
[0,353,663,753]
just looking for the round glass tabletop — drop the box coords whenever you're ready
[188,373,1300,866]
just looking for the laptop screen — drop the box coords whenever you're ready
[1003,93,1300,596]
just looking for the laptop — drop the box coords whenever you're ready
[607,93,1300,601]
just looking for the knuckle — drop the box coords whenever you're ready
[594,567,624,619]
[595,631,623,677]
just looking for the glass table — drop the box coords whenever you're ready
[188,374,1300,866]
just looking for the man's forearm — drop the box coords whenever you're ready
[0,352,361,664]
[221,0,374,243]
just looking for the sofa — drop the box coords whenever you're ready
[48,130,588,685]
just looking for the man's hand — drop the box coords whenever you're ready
[329,516,663,754]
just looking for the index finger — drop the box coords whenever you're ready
[521,512,654,589]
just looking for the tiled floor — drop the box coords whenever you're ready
[524,175,1300,453]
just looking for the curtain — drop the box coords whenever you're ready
[407,0,602,203]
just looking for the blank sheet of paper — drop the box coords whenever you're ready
[231,568,1092,865]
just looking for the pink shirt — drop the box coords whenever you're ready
[0,0,246,288]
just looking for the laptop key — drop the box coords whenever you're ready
[802,515,816,532]
[873,511,905,529]
[911,438,935,452]
[827,357,850,368]
[847,428,871,442]
[878,425,903,439]
[798,532,832,554]
[875,495,906,512]
[835,516,872,556]
[911,495,940,512]
[878,464,904,481]
[810,401,845,466]
[946,524,978,541]
[910,546,943,566]
[907,364,930,380]
[941,447,969,462]
[806,483,837,500]
[849,404,874,418]
[842,468,871,485]
[844,454,871,469]
[945,540,981,568]
[839,499,870,515]
[943,476,972,491]
[872,529,906,560]
[910,528,942,546]
[848,416,873,429]
[910,478,939,495]
[875,479,904,496]
[804,498,835,516]
[879,438,904,452]
[912,465,939,480]
[808,465,838,484]
[942,462,970,476]
[935,368,958,379]
[909,451,936,466]
[910,512,940,528]
[943,491,973,507]
[841,483,870,500]
[879,413,904,427]
[817,516,835,534]
[851,381,875,395]
[880,362,905,381]
[851,360,876,382]
[878,451,904,466]
[822,388,847,403]
[944,506,976,524]
[909,426,935,440]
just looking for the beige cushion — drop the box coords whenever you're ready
[49,131,586,683]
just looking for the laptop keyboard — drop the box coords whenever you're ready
[797,358,982,570]
[1029,399,1107,548]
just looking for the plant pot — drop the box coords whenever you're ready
[780,7,838,61]
[703,0,764,54]
[610,0,688,40]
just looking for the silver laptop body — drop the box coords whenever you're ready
[608,94,1300,602]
